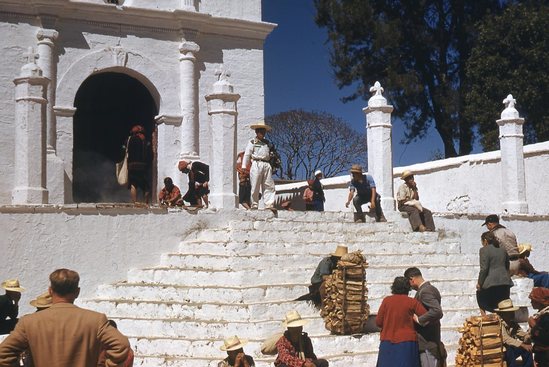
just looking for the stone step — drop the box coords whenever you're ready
[227,219,413,233]
[127,332,461,358]
[80,296,481,327]
[178,240,463,256]
[94,281,481,305]
[160,252,479,270]
[126,265,479,287]
[113,314,468,345]
[188,228,443,243]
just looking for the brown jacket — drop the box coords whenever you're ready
[0,303,130,367]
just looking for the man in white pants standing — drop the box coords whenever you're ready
[242,121,277,211]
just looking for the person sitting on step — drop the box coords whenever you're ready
[158,177,183,207]
[345,164,385,223]
[517,243,549,288]
[218,335,255,367]
[396,171,435,232]
[274,310,329,367]
[494,299,534,367]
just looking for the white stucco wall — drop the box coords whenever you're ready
[276,141,549,216]
[0,206,234,315]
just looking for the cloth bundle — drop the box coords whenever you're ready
[321,251,369,334]
[455,314,505,367]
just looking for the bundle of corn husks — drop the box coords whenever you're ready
[321,251,369,334]
[455,314,505,367]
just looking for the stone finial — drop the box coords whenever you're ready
[370,81,384,96]
[501,94,520,120]
[24,47,39,65]
[211,66,234,94]
[368,81,388,107]
[215,66,231,82]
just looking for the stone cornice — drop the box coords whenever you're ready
[0,1,276,41]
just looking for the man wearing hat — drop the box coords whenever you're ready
[0,279,24,334]
[494,299,534,367]
[274,310,329,367]
[29,291,52,312]
[0,268,130,367]
[311,170,325,212]
[517,244,549,288]
[296,245,348,307]
[178,159,210,207]
[396,171,435,232]
[218,335,255,367]
[482,215,520,275]
[346,164,385,223]
[242,121,279,211]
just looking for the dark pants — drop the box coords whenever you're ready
[476,285,511,313]
[0,318,17,335]
[312,199,324,212]
[278,360,329,367]
[399,205,435,231]
[505,345,533,367]
[353,193,384,221]
[239,182,251,205]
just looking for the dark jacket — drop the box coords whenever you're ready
[415,282,443,344]
[478,244,514,289]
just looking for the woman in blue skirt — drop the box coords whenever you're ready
[376,276,427,367]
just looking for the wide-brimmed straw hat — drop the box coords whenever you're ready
[250,121,272,131]
[494,299,519,312]
[1,279,25,292]
[282,310,309,328]
[331,245,348,257]
[518,243,533,255]
[29,291,52,309]
[401,171,414,180]
[350,164,363,174]
[220,335,248,351]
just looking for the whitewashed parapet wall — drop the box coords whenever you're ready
[0,0,274,204]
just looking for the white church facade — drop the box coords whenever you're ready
[0,0,274,206]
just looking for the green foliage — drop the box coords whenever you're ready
[464,2,549,151]
[314,0,508,158]
[266,110,367,180]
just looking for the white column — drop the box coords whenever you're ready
[36,28,59,151]
[12,48,50,204]
[179,40,200,160]
[497,94,528,214]
[53,106,76,203]
[205,68,240,209]
[180,0,196,11]
[363,81,395,213]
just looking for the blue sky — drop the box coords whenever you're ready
[261,0,447,167]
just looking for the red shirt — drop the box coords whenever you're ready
[376,294,427,343]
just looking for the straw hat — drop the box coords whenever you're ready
[518,243,533,255]
[331,245,348,257]
[29,291,52,309]
[401,171,414,180]
[350,164,363,174]
[1,279,25,292]
[250,120,272,131]
[219,335,248,351]
[282,310,309,328]
[494,299,519,312]
[314,170,322,177]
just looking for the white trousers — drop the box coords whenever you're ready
[420,349,438,367]
[250,161,275,208]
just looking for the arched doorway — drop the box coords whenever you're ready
[73,72,158,203]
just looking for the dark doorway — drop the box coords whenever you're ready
[73,72,157,203]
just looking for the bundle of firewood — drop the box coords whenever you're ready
[455,314,505,367]
[321,251,369,334]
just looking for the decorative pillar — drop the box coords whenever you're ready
[36,28,59,151]
[12,48,49,204]
[178,40,200,160]
[180,0,196,11]
[363,81,395,213]
[205,68,240,209]
[497,94,528,214]
[53,106,76,203]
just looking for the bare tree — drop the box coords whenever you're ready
[266,110,367,180]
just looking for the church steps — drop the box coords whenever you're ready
[79,298,481,326]
[178,240,463,256]
[187,227,443,243]
[125,265,479,287]
[160,252,479,269]
[94,282,480,305]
